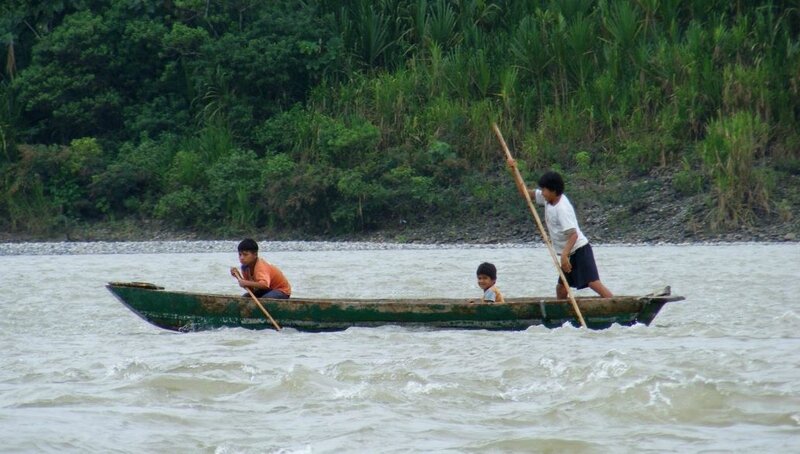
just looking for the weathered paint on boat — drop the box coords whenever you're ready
[106,282,685,332]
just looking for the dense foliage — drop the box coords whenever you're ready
[1,0,798,236]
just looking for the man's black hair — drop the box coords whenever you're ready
[538,171,565,196]
[476,262,497,281]
[238,238,259,253]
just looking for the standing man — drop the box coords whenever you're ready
[529,171,613,299]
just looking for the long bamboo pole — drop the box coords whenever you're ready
[491,123,587,328]
[231,267,282,331]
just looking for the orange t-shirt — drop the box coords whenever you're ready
[243,258,291,296]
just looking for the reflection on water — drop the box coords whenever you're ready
[0,242,798,452]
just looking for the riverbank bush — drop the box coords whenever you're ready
[0,1,798,239]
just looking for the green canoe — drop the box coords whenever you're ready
[107,282,684,332]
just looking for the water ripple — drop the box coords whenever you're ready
[1,242,798,452]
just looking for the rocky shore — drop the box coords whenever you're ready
[1,173,798,245]
[348,172,800,245]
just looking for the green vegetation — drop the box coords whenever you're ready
[1,1,798,238]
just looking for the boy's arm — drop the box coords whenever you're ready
[233,266,272,291]
[233,272,262,290]
[237,278,269,290]
[243,278,271,291]
[561,229,578,272]
[529,188,548,207]
[509,159,534,200]
[231,267,253,289]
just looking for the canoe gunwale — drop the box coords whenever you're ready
[106,282,685,332]
[107,281,683,305]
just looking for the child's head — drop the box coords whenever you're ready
[538,171,565,196]
[476,262,497,290]
[237,238,259,266]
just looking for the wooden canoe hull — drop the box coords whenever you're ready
[106,282,684,332]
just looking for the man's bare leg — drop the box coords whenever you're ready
[588,280,613,298]
[556,282,569,299]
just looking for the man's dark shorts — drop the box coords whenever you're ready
[557,244,600,289]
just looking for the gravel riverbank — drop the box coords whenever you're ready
[1,173,798,248]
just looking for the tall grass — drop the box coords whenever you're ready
[0,146,59,234]
[321,1,799,169]
[701,112,770,228]
[0,81,18,164]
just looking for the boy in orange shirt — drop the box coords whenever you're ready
[231,238,292,299]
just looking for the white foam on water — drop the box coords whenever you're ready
[1,242,798,452]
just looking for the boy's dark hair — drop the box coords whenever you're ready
[538,171,565,196]
[238,238,259,253]
[476,262,497,281]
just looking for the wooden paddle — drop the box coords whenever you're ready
[491,122,588,328]
[230,267,282,331]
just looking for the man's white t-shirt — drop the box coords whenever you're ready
[534,189,588,254]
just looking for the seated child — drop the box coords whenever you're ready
[231,238,292,299]
[477,262,504,303]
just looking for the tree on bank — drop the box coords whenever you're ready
[1,0,798,237]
